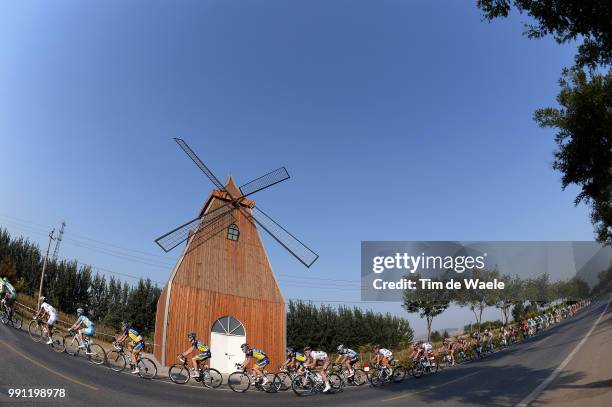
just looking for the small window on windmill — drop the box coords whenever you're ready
[227,224,240,241]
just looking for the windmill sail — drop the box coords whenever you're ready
[250,206,319,267]
[174,138,226,192]
[239,167,290,198]
[155,204,235,252]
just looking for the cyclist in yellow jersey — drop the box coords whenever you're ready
[282,347,306,373]
[240,343,270,384]
[180,332,211,377]
[115,321,145,374]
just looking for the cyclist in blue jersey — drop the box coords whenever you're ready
[180,332,211,377]
[116,321,145,374]
[69,308,96,347]
[335,344,359,378]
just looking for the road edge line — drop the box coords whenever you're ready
[515,297,611,407]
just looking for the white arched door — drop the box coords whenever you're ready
[209,316,246,373]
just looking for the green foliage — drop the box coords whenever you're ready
[592,262,612,295]
[477,0,612,68]
[286,300,413,352]
[534,68,612,244]
[0,257,17,283]
[402,274,450,341]
[0,228,161,335]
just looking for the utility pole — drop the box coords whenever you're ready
[38,229,55,308]
[52,221,66,261]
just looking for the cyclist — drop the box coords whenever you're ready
[483,329,494,352]
[115,321,145,374]
[69,308,96,348]
[443,338,456,366]
[472,332,483,356]
[34,296,57,345]
[373,344,394,369]
[0,277,17,322]
[240,343,270,385]
[304,346,331,393]
[179,332,211,377]
[335,344,359,378]
[283,347,306,373]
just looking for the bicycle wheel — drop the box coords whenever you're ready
[137,357,157,379]
[263,373,279,393]
[228,371,251,393]
[28,320,43,342]
[106,350,126,372]
[64,335,80,357]
[392,366,407,383]
[329,373,343,390]
[169,364,190,384]
[51,332,65,353]
[87,344,106,365]
[273,372,291,391]
[11,314,23,329]
[352,369,367,386]
[202,368,222,389]
[0,309,7,324]
[291,374,315,396]
[368,369,384,387]
[412,364,424,378]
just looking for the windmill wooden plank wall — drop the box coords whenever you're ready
[154,177,286,369]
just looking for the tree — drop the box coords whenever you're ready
[455,269,498,331]
[477,0,612,68]
[534,68,612,244]
[402,274,450,341]
[0,257,17,283]
[495,274,523,324]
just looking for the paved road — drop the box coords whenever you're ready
[1,298,610,407]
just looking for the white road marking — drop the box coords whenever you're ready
[515,297,612,407]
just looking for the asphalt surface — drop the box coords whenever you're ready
[1,298,610,407]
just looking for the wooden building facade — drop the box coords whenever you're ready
[154,177,286,372]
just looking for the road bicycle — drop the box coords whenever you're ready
[28,316,64,351]
[291,366,342,396]
[168,355,222,388]
[410,356,439,378]
[330,363,367,387]
[228,363,278,393]
[368,361,407,386]
[60,329,106,365]
[273,365,300,392]
[0,301,22,329]
[106,341,157,379]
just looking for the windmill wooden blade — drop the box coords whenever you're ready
[174,138,226,192]
[249,206,319,267]
[239,167,290,198]
[155,204,235,252]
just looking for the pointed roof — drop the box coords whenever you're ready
[224,175,241,198]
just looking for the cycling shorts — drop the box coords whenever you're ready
[133,341,145,353]
[255,357,270,368]
[349,356,359,365]
[195,351,211,361]
[81,327,96,337]
[47,314,57,326]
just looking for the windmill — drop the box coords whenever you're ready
[153,138,318,370]
[154,138,318,268]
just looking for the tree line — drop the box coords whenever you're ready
[286,300,413,353]
[403,268,592,341]
[0,228,160,335]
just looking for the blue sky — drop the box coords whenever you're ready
[0,1,593,336]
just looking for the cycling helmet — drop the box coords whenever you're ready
[39,296,46,303]
[372,344,381,349]
[76,308,84,315]
[121,321,130,330]
[286,347,294,353]
[187,332,196,339]
[303,346,312,352]
[337,344,345,352]
[241,343,250,350]
[2,277,7,282]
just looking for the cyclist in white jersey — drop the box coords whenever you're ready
[35,297,57,345]
[304,346,331,393]
[373,344,393,369]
